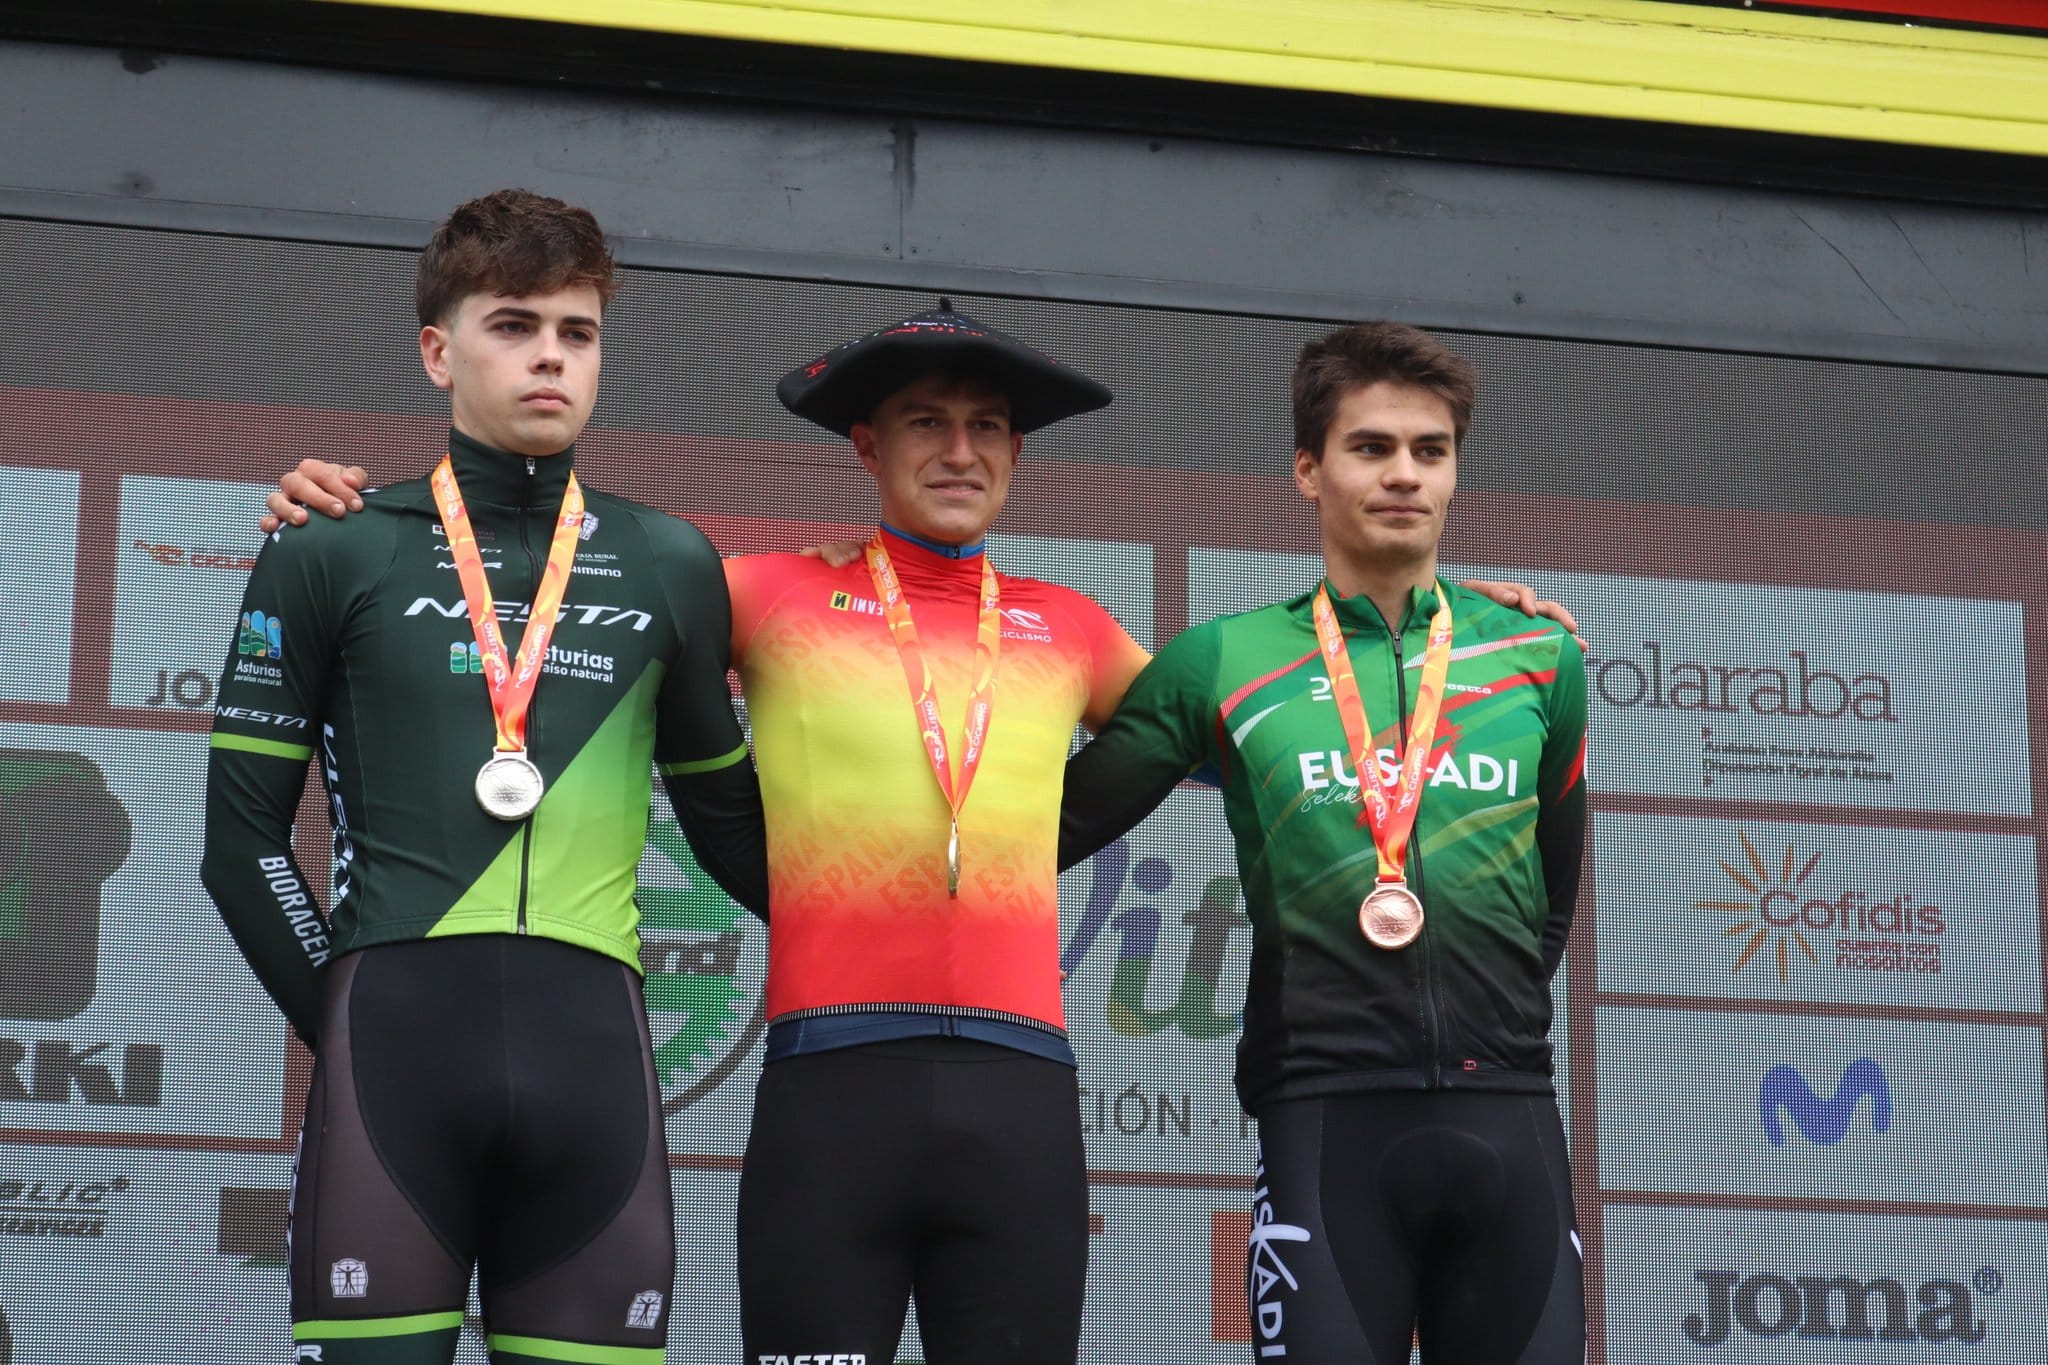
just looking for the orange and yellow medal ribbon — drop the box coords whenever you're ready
[431,455,584,818]
[865,536,1001,898]
[1312,581,1455,891]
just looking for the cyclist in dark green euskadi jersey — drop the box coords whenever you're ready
[202,191,767,1365]
[1060,323,1588,1365]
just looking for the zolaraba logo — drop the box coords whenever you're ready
[1696,832,1944,984]
[1584,643,1897,722]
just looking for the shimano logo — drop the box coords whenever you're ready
[1759,1058,1891,1147]
[755,1356,866,1364]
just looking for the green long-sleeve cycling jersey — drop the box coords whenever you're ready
[1059,578,1587,1111]
[201,429,767,1044]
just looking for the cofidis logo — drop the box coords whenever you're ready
[1696,833,1943,984]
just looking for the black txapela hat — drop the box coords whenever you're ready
[776,300,1114,436]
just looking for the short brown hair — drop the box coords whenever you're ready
[415,188,618,327]
[1292,322,1477,457]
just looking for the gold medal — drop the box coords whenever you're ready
[867,537,1001,900]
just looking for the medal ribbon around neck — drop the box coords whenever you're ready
[1311,580,1455,886]
[430,454,584,757]
[865,535,1001,898]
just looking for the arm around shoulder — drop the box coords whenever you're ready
[1059,625,1219,871]
[1534,631,1589,978]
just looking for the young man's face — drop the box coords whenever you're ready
[1294,379,1458,568]
[851,373,1023,546]
[419,285,603,457]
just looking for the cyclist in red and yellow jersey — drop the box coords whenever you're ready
[728,307,1147,1363]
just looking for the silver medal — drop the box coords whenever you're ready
[475,750,544,821]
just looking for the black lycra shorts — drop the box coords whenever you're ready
[287,935,674,1365]
[1246,1090,1584,1365]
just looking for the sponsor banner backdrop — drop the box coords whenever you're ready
[1603,1204,2044,1364]
[6,223,2047,1364]
[1456,568,2031,818]
[1593,1005,2047,1206]
[1061,787,1252,1174]
[0,466,81,705]
[1188,547,1320,627]
[0,1146,296,1365]
[990,532,1157,651]
[0,722,285,1139]
[111,476,275,717]
[640,795,770,1158]
[1593,813,2043,1012]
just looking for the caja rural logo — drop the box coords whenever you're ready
[1696,832,1943,984]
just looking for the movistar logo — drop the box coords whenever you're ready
[1759,1058,1891,1147]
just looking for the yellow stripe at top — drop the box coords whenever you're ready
[315,0,2048,157]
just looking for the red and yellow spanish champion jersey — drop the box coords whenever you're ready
[726,530,1149,1031]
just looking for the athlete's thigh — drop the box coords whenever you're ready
[737,1049,923,1363]
[475,942,677,1362]
[289,950,475,1365]
[911,1049,1087,1365]
[1249,1097,1417,1365]
[1413,1095,1584,1365]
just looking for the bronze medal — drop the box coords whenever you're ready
[1359,881,1425,949]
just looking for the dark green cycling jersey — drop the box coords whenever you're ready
[1060,579,1587,1110]
[201,429,767,1044]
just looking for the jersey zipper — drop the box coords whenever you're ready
[1387,601,1444,1089]
[514,459,540,935]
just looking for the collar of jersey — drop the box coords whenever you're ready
[446,427,577,511]
[1317,577,1445,635]
[879,522,986,560]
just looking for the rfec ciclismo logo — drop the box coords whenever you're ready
[1695,832,1943,985]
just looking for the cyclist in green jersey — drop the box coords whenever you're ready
[202,190,767,1365]
[1060,322,1589,1365]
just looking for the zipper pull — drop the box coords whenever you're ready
[526,457,536,476]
